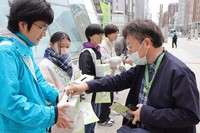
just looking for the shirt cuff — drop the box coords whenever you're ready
[54,106,58,123]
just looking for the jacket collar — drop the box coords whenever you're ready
[0,28,33,59]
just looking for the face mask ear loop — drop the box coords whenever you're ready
[138,40,145,55]
[143,40,149,57]
[138,40,148,58]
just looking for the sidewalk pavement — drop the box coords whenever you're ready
[95,37,200,133]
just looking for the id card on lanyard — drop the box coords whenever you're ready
[144,52,165,95]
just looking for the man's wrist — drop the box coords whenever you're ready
[83,82,91,94]
[54,106,58,123]
[82,82,89,91]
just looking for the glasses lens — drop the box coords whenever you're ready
[34,23,48,31]
[42,26,48,31]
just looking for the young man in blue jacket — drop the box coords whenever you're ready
[67,19,200,133]
[0,0,72,132]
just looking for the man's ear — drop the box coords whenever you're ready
[18,21,27,32]
[144,38,152,48]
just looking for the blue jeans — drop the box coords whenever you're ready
[117,125,151,133]
[84,103,101,133]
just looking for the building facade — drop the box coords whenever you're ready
[176,0,185,32]
[0,0,99,62]
[193,0,200,35]
[168,3,178,28]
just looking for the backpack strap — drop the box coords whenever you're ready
[81,48,97,65]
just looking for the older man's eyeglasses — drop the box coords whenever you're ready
[126,39,145,51]
[33,23,48,31]
[126,43,139,51]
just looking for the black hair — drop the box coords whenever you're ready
[50,31,71,43]
[7,0,54,33]
[85,24,104,41]
[122,19,164,48]
[104,24,119,37]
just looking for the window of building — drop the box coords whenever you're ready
[49,4,83,60]
[0,0,92,63]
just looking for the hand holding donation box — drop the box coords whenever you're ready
[52,94,82,133]
[52,74,94,133]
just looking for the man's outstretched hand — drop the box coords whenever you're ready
[66,82,89,96]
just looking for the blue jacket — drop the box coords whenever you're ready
[87,51,200,133]
[0,29,58,133]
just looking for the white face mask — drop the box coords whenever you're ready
[53,47,69,56]
[60,48,70,55]
[129,51,147,65]
[129,42,148,65]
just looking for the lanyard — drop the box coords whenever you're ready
[144,52,165,95]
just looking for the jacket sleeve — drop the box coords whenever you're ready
[0,50,56,128]
[34,61,58,105]
[86,67,137,92]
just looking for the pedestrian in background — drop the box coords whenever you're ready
[67,19,200,133]
[79,24,104,133]
[0,0,72,132]
[172,30,178,48]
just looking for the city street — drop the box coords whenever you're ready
[0,0,199,132]
[95,37,200,133]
